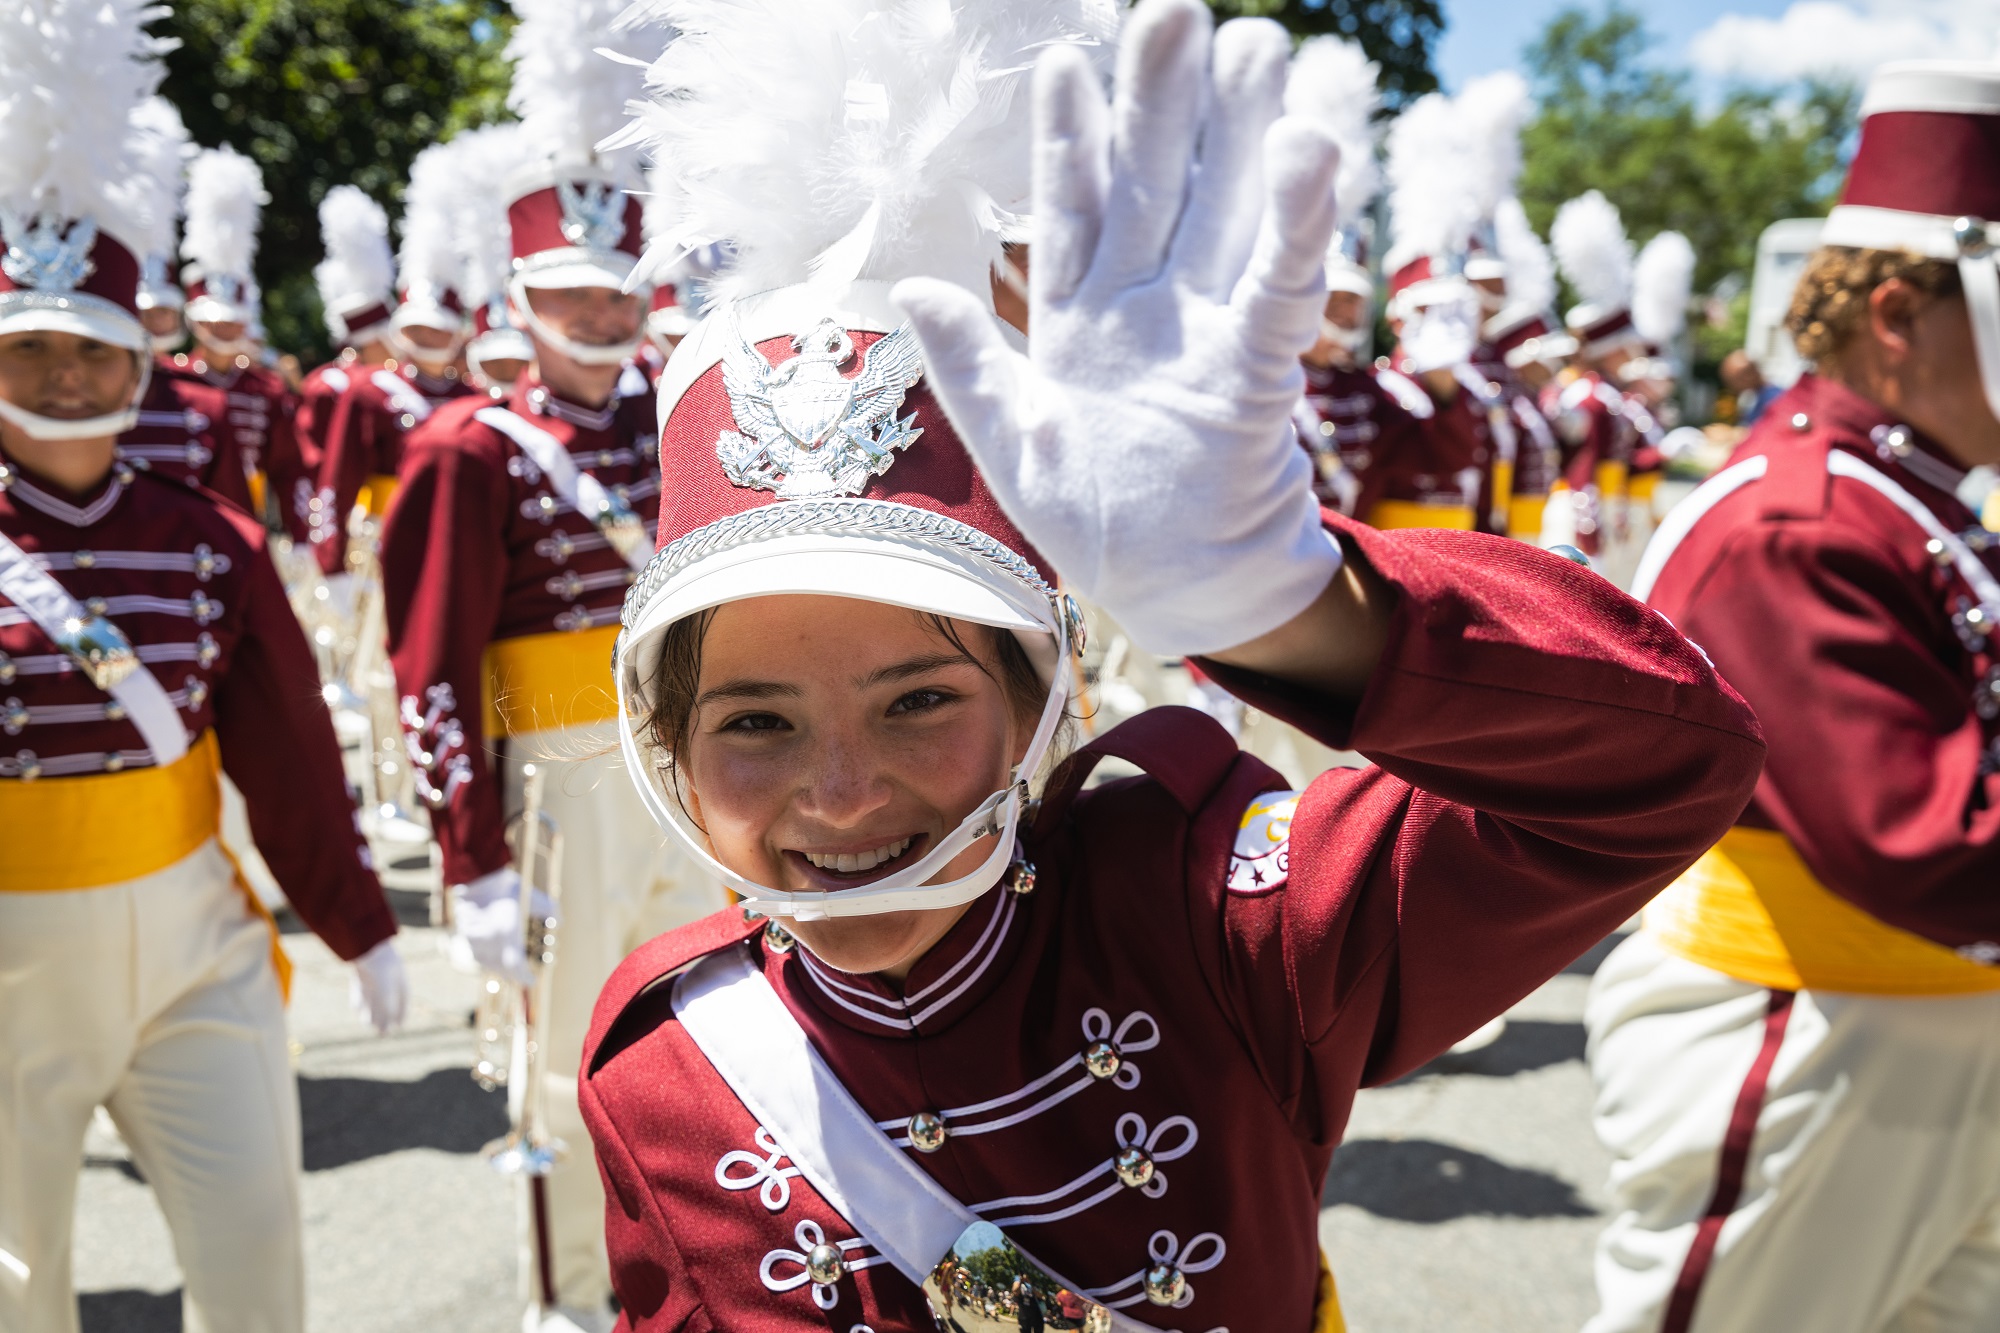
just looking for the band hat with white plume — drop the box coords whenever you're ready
[1456,71,1529,283]
[608,0,1118,921]
[1631,229,1695,368]
[443,123,533,370]
[181,145,267,326]
[127,96,191,313]
[1552,188,1644,358]
[314,185,395,345]
[393,141,469,339]
[0,0,176,357]
[1285,36,1382,297]
[1382,90,1483,315]
[1484,196,1575,368]
[498,0,656,296]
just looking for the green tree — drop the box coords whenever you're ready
[1208,0,1443,104]
[1517,5,1854,304]
[151,0,516,363]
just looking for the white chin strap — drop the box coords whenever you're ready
[509,277,641,367]
[616,613,1075,921]
[1320,320,1370,354]
[1960,252,2000,426]
[388,327,467,372]
[0,355,149,441]
[149,332,182,355]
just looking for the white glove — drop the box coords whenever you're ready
[449,867,557,987]
[891,0,1344,658]
[1398,292,1482,375]
[350,938,408,1035]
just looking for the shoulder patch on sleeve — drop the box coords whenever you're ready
[1373,367,1435,419]
[1226,789,1301,894]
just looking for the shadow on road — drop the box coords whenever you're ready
[300,1068,507,1171]
[1398,1019,1587,1083]
[1323,1138,1596,1222]
[1563,929,1629,976]
[79,1288,180,1332]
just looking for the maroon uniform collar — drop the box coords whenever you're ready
[1782,372,1972,511]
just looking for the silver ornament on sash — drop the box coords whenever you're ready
[53,611,138,691]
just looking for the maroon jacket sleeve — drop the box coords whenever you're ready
[260,384,311,541]
[1665,513,2000,947]
[379,423,513,886]
[1196,516,1765,1133]
[212,517,398,960]
[313,381,383,575]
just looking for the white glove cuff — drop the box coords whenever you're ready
[455,868,519,910]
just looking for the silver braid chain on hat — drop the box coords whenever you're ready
[620,498,1059,635]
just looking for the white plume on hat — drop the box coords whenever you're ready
[1457,71,1530,228]
[1493,197,1554,315]
[313,185,394,311]
[1632,230,1696,346]
[443,123,525,312]
[124,96,191,260]
[611,0,1121,302]
[1284,36,1381,230]
[0,0,174,250]
[1552,189,1633,314]
[398,141,464,303]
[181,145,268,281]
[1383,91,1484,278]
[506,0,657,180]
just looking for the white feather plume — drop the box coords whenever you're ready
[441,123,525,310]
[612,0,1121,302]
[1456,71,1529,224]
[1384,91,1483,277]
[1285,37,1381,229]
[1493,197,1554,315]
[506,0,658,178]
[314,185,394,309]
[1632,230,1696,345]
[1552,189,1632,311]
[123,96,190,260]
[181,145,268,279]
[0,0,173,250]
[398,142,463,299]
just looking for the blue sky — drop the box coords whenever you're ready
[1436,0,1860,91]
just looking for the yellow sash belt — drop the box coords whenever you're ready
[356,472,399,518]
[482,624,623,738]
[1645,826,2000,995]
[1507,494,1548,542]
[1315,1253,1347,1333]
[0,730,290,994]
[1366,499,1476,532]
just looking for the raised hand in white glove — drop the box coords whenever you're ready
[891,0,1345,658]
[350,938,408,1035]
[448,867,556,987]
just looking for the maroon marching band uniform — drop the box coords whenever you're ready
[0,455,395,959]
[117,370,258,518]
[161,351,307,538]
[1646,372,2000,948]
[1296,360,1430,518]
[377,377,658,887]
[310,360,479,574]
[578,508,1765,1329]
[1544,370,1635,554]
[291,355,361,532]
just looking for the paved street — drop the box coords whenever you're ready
[73,877,1624,1333]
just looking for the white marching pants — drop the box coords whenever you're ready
[0,839,300,1333]
[501,722,725,1315]
[1584,931,2000,1333]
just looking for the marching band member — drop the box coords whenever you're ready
[378,3,719,1325]
[296,185,398,544]
[129,98,190,360]
[1479,198,1564,543]
[170,146,306,531]
[311,143,478,577]
[577,3,1763,1329]
[0,7,404,1328]
[1550,190,1644,564]
[1589,62,2000,1333]
[453,125,538,396]
[1613,229,1697,580]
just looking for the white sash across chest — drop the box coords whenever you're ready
[475,406,650,572]
[0,529,188,764]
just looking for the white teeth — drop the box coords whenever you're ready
[803,836,912,873]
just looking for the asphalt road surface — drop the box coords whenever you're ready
[71,876,1623,1333]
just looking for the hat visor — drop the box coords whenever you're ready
[185,296,251,326]
[0,302,147,354]
[620,533,1055,712]
[517,258,639,291]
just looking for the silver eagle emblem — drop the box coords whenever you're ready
[717,318,925,498]
[0,210,97,293]
[556,180,628,251]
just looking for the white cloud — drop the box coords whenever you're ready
[1689,0,2000,84]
